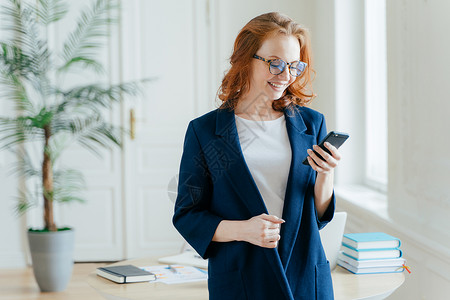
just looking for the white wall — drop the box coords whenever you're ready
[325,0,450,299]
[387,0,450,250]
[0,149,27,268]
[386,0,450,298]
[310,0,336,128]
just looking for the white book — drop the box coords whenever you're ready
[338,259,405,274]
[338,251,405,268]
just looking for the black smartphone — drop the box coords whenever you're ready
[302,131,349,166]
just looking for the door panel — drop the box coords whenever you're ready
[121,0,210,258]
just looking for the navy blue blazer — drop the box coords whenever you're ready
[173,105,335,300]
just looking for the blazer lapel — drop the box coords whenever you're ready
[278,107,315,269]
[214,108,268,217]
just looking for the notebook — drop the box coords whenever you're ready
[96,265,156,283]
[319,211,347,270]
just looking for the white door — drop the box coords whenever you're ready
[55,0,126,261]
[120,0,213,259]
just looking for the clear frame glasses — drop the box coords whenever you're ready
[253,54,307,77]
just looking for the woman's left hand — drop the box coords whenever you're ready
[306,142,341,174]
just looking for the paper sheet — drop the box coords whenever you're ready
[141,265,208,284]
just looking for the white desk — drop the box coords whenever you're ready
[331,265,404,300]
[87,257,404,300]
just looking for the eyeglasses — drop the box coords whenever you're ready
[253,54,307,77]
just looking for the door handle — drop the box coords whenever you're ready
[130,109,136,140]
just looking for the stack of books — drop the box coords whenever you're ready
[337,232,405,274]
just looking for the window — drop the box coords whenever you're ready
[364,0,387,190]
[333,0,387,195]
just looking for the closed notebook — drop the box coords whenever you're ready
[341,244,402,260]
[96,265,156,283]
[342,232,401,250]
[337,259,405,274]
[338,251,405,268]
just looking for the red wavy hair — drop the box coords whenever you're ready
[218,12,315,111]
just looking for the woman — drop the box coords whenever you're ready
[173,12,341,300]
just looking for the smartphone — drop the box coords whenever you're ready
[302,131,349,166]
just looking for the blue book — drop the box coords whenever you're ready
[342,232,401,250]
[341,244,403,260]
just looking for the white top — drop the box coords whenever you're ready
[235,114,292,218]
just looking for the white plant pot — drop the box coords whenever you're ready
[27,229,75,292]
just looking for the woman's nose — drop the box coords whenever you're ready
[277,66,291,81]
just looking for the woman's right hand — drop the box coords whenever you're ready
[240,214,285,248]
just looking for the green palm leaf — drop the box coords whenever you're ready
[0,116,45,150]
[56,81,139,112]
[8,147,41,179]
[0,42,38,78]
[75,120,123,155]
[0,72,35,113]
[59,0,119,73]
[49,113,122,156]
[1,0,50,75]
[15,189,38,216]
[32,0,68,25]
[53,168,86,204]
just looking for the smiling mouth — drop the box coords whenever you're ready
[268,82,287,88]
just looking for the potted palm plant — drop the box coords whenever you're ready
[0,0,140,292]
